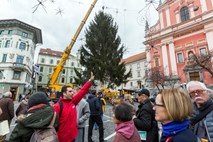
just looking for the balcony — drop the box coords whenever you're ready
[10,63,26,71]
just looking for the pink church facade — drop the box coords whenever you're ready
[144,0,213,87]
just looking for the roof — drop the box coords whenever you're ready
[121,52,146,64]
[0,19,42,44]
[39,48,74,57]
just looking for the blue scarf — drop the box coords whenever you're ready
[162,120,190,136]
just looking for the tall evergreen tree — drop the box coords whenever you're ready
[80,11,131,88]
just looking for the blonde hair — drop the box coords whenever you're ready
[160,88,193,121]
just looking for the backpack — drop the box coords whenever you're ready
[30,112,58,142]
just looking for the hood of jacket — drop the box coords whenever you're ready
[115,120,135,139]
[88,94,95,99]
[18,105,54,129]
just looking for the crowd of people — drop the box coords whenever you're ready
[0,76,212,142]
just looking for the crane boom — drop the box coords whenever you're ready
[47,0,98,92]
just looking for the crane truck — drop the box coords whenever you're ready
[47,0,98,100]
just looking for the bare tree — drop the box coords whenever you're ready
[188,50,213,77]
[145,66,180,91]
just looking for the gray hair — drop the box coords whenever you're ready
[3,92,12,97]
[186,81,208,91]
[186,81,213,97]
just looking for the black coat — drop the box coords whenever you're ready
[133,99,159,142]
[87,94,101,115]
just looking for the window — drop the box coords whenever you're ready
[19,42,26,50]
[13,71,21,80]
[130,72,132,78]
[25,73,30,82]
[0,30,4,35]
[50,59,54,64]
[22,32,28,38]
[200,48,206,55]
[16,55,24,64]
[49,67,52,73]
[8,30,12,35]
[137,63,140,68]
[71,62,74,66]
[0,41,2,48]
[62,69,65,74]
[5,40,10,48]
[38,76,42,82]
[41,58,45,63]
[0,71,3,79]
[40,66,43,72]
[155,58,159,67]
[130,82,133,87]
[70,78,73,83]
[177,53,184,63]
[180,6,189,22]
[71,70,73,75]
[61,77,65,83]
[2,54,7,63]
[78,63,80,67]
[188,51,194,60]
[137,71,141,77]
[57,60,60,64]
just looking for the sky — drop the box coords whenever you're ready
[0,0,160,62]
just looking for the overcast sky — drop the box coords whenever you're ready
[0,0,160,62]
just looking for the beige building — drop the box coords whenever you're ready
[119,52,146,92]
[37,48,82,91]
[0,19,42,100]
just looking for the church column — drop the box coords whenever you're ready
[205,29,213,63]
[200,0,207,12]
[162,44,169,76]
[188,3,195,18]
[160,11,164,29]
[169,41,178,75]
[165,8,171,27]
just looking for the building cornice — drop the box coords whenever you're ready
[0,19,42,44]
[144,15,213,45]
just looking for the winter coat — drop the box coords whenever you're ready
[113,120,141,142]
[87,94,102,115]
[76,98,90,128]
[133,99,159,142]
[15,99,29,117]
[0,96,14,122]
[190,99,213,141]
[9,104,59,142]
[54,81,91,142]
[160,129,198,142]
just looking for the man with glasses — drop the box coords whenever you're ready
[187,81,213,142]
[54,72,94,142]
[133,89,159,142]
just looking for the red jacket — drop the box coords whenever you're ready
[54,82,91,142]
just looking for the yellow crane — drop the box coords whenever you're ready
[47,0,98,99]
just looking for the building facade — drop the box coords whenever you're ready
[0,19,42,100]
[37,48,82,91]
[119,52,146,91]
[144,0,213,88]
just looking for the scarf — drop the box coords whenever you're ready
[162,120,189,136]
[115,120,135,139]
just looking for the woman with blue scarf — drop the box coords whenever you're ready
[153,89,199,142]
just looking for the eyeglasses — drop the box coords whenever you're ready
[189,90,205,97]
[153,102,164,107]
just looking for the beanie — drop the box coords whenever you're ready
[138,89,150,97]
[28,92,49,108]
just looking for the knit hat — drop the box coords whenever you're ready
[138,89,150,97]
[28,92,49,108]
